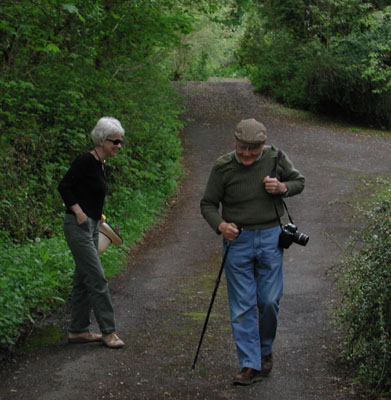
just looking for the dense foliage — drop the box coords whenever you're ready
[335,181,391,395]
[0,0,195,243]
[0,0,245,350]
[169,5,245,80]
[0,0,196,348]
[237,1,391,128]
[1,12,390,400]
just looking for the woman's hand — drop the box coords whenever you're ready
[70,204,88,225]
[75,211,88,225]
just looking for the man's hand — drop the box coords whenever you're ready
[264,176,287,195]
[218,222,240,242]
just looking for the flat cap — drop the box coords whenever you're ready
[234,118,267,144]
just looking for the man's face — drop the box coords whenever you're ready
[235,140,264,166]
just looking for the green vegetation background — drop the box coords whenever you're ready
[0,0,193,348]
[1,0,391,395]
[238,1,391,129]
[0,0,244,352]
[332,181,391,396]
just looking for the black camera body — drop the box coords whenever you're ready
[278,223,309,249]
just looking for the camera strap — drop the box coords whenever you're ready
[270,149,294,229]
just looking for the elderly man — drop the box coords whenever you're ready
[200,118,305,385]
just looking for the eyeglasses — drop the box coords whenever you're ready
[236,142,263,151]
[106,138,124,145]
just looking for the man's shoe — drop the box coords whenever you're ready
[233,367,262,386]
[68,331,102,343]
[261,353,273,376]
[102,332,124,349]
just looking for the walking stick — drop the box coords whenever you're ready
[191,242,232,370]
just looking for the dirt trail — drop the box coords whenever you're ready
[1,81,391,400]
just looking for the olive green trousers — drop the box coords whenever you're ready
[63,214,116,334]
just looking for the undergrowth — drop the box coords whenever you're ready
[0,184,180,349]
[333,178,391,396]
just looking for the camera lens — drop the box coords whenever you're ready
[293,232,309,246]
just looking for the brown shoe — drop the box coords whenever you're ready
[68,331,102,343]
[233,367,262,386]
[261,353,273,376]
[102,332,124,349]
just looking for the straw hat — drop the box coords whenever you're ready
[98,221,123,254]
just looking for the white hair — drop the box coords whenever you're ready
[91,117,125,146]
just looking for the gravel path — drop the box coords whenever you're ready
[0,80,390,400]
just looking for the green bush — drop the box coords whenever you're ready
[0,0,194,243]
[239,29,314,108]
[335,182,391,394]
[237,3,391,128]
[305,14,391,128]
[0,180,182,347]
[0,238,73,347]
[167,5,245,81]
[0,0,196,350]
[0,65,185,347]
[0,65,183,242]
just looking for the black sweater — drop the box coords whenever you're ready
[58,152,108,221]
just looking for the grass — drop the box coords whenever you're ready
[21,325,64,352]
[263,102,391,138]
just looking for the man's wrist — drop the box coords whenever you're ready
[218,221,227,233]
[280,183,288,194]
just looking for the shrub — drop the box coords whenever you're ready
[334,181,391,394]
[0,0,188,350]
[306,15,391,128]
[0,181,181,348]
[0,238,73,347]
[0,68,184,348]
[237,3,391,128]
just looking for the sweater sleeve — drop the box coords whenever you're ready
[200,165,225,234]
[278,150,305,197]
[58,155,85,209]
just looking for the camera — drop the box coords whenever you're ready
[278,223,309,249]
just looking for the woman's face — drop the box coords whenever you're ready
[101,134,123,158]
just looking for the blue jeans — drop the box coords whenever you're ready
[224,226,283,370]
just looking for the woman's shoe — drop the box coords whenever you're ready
[102,332,124,349]
[68,331,102,343]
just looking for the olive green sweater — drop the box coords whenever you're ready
[200,145,305,232]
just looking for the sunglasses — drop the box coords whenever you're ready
[106,138,124,145]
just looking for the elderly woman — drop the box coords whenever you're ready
[58,117,125,349]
